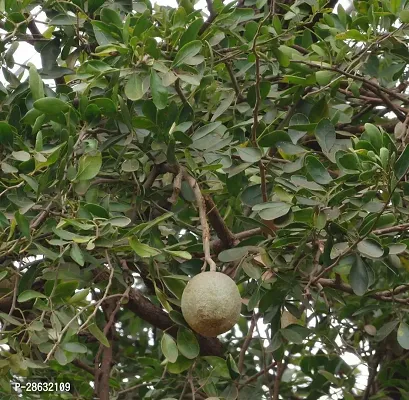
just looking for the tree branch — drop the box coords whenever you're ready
[126,286,223,356]
[198,0,217,35]
[210,228,263,254]
[238,313,257,373]
[317,278,409,304]
[225,62,243,101]
[204,195,238,248]
[183,170,217,272]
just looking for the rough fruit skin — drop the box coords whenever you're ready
[181,271,241,337]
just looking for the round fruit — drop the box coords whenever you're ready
[181,271,241,337]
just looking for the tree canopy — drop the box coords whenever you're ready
[2,0,409,399]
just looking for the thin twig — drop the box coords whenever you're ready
[273,362,285,400]
[239,361,277,388]
[78,251,115,331]
[225,62,243,101]
[183,169,217,272]
[175,78,188,105]
[238,313,257,373]
[204,195,238,248]
[168,169,183,204]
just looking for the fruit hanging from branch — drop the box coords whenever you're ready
[181,271,242,337]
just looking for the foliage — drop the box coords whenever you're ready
[1,0,409,399]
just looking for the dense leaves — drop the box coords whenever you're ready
[2,0,409,399]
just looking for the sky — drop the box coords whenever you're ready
[1,0,369,398]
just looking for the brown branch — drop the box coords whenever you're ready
[72,359,95,375]
[337,121,396,134]
[30,199,55,230]
[259,161,268,202]
[175,78,188,105]
[362,350,381,400]
[210,228,263,255]
[317,278,409,304]
[198,0,216,35]
[91,262,224,357]
[143,164,161,190]
[143,163,178,190]
[204,195,238,248]
[373,223,409,235]
[225,62,243,101]
[183,170,217,272]
[273,362,285,400]
[239,361,277,388]
[295,60,409,104]
[168,169,183,204]
[126,286,223,356]
[372,87,406,122]
[238,313,257,373]
[96,299,116,400]
[373,284,409,297]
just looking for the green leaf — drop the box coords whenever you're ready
[177,327,200,359]
[202,356,230,378]
[164,250,192,260]
[88,323,110,347]
[17,290,47,303]
[150,69,168,110]
[237,147,262,163]
[68,289,90,304]
[0,312,22,326]
[62,342,88,353]
[242,260,262,279]
[395,145,409,180]
[0,271,8,282]
[167,355,193,374]
[172,40,202,68]
[315,71,336,86]
[258,130,291,147]
[70,243,85,266]
[218,247,248,262]
[349,255,369,296]
[15,211,30,239]
[129,237,161,258]
[0,121,14,145]
[375,320,399,342]
[254,202,291,220]
[161,333,178,363]
[280,325,310,344]
[291,175,325,191]
[12,151,30,161]
[180,18,204,47]
[169,310,188,327]
[357,239,384,258]
[397,322,409,349]
[318,370,340,385]
[107,217,132,227]
[191,122,221,141]
[33,97,69,114]
[400,9,409,23]
[29,65,44,100]
[124,73,144,101]
[305,155,333,184]
[227,354,240,379]
[76,152,102,181]
[211,90,235,122]
[49,14,78,25]
[315,118,336,153]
